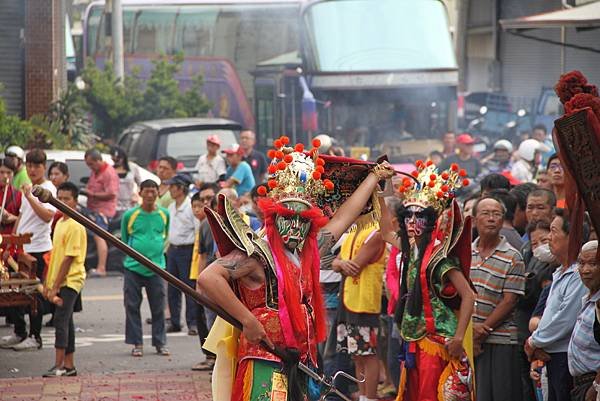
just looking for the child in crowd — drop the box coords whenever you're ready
[43,182,87,377]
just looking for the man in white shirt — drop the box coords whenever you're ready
[194,135,226,187]
[4,149,56,351]
[164,173,198,335]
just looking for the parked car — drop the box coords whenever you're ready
[116,118,242,172]
[44,150,160,273]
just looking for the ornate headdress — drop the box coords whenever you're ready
[257,136,334,205]
[399,160,470,214]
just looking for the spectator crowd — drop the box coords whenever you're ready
[0,126,598,401]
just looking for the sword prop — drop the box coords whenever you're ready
[32,185,360,401]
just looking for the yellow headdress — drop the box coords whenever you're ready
[399,160,470,214]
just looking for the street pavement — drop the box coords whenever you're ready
[0,274,213,400]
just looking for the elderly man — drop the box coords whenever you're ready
[471,195,526,401]
[239,129,267,183]
[568,240,600,401]
[525,208,588,401]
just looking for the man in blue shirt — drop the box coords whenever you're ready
[222,144,255,197]
[525,208,588,401]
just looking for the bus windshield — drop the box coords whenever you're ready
[303,0,456,72]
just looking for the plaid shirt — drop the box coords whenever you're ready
[568,289,600,376]
[471,236,525,345]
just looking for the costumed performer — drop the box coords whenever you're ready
[379,160,476,401]
[197,136,394,401]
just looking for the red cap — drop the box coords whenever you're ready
[456,133,475,145]
[222,144,245,155]
[501,171,522,186]
[206,135,221,146]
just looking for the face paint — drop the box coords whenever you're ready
[404,205,427,237]
[275,200,311,250]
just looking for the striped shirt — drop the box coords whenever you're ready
[471,236,525,345]
[568,289,600,376]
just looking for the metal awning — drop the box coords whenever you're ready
[500,1,600,30]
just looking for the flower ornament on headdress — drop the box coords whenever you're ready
[257,136,335,204]
[399,160,470,214]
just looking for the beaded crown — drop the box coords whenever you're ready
[256,136,335,204]
[398,160,470,214]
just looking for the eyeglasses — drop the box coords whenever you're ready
[478,211,504,219]
[548,163,563,172]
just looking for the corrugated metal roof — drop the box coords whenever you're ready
[500,1,600,29]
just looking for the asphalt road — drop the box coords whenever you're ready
[0,274,207,379]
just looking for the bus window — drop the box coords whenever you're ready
[131,8,177,55]
[86,5,103,57]
[173,7,218,57]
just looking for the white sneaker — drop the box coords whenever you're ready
[0,334,24,348]
[12,337,41,351]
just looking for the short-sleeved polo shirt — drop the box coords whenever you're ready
[471,236,525,345]
[226,161,255,196]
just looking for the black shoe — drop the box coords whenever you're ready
[65,367,77,376]
[166,325,181,333]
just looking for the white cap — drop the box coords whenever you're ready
[493,139,513,153]
[5,146,25,160]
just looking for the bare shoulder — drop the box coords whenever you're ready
[212,250,263,281]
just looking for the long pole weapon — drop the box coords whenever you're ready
[32,185,359,401]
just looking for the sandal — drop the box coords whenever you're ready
[131,346,143,357]
[156,346,170,356]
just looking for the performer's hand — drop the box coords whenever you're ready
[372,161,395,181]
[445,337,465,359]
[243,315,274,349]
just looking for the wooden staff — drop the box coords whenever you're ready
[32,185,356,401]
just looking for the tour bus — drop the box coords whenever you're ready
[83,0,457,161]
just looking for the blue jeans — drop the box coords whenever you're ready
[166,245,197,329]
[123,269,166,347]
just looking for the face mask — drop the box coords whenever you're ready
[533,243,555,263]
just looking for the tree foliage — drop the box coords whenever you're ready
[79,53,212,140]
[0,54,210,151]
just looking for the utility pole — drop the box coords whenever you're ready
[112,0,125,82]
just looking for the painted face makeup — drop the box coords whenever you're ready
[275,200,311,250]
[404,205,427,237]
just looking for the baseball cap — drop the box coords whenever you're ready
[163,173,193,186]
[222,143,245,155]
[493,139,513,153]
[456,133,475,145]
[206,135,221,146]
[5,146,25,159]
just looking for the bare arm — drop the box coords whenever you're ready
[86,192,116,201]
[46,255,74,300]
[446,269,476,358]
[325,163,394,242]
[378,197,400,248]
[22,187,54,223]
[197,251,274,347]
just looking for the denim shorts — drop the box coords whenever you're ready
[89,212,110,230]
